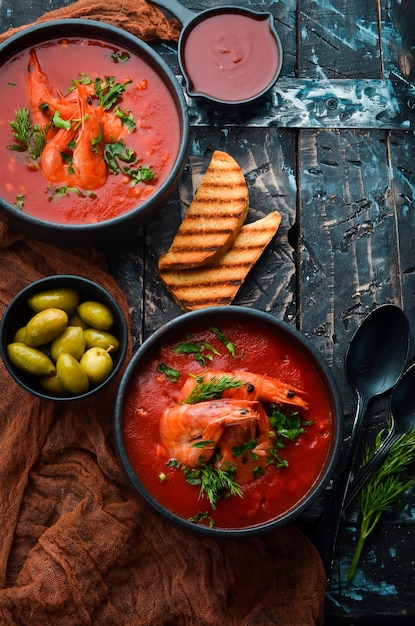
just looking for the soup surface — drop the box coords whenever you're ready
[0,37,181,224]
[122,320,333,530]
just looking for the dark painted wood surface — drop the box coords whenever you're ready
[1,1,415,623]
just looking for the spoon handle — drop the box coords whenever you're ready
[313,394,368,575]
[344,430,397,509]
[150,0,196,25]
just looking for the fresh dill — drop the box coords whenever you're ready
[180,461,243,509]
[7,107,47,160]
[181,374,245,404]
[347,426,415,581]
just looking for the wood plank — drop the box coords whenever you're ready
[185,78,415,129]
[296,1,411,623]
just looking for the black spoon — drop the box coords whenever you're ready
[345,361,415,509]
[314,304,410,575]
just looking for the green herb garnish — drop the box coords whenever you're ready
[123,165,156,185]
[188,511,214,526]
[181,374,245,404]
[269,407,312,442]
[52,110,72,131]
[181,462,243,509]
[157,362,180,382]
[15,194,25,209]
[49,186,97,200]
[94,76,132,110]
[173,340,220,367]
[110,51,130,63]
[114,107,136,132]
[347,426,415,581]
[7,107,47,160]
[209,325,236,357]
[104,140,136,174]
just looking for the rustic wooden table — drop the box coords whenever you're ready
[2,0,415,623]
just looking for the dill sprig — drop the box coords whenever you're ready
[8,107,47,160]
[347,426,415,580]
[182,462,243,509]
[181,374,245,404]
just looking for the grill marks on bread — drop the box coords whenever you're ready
[158,151,248,270]
[159,212,282,311]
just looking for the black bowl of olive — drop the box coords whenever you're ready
[0,275,128,401]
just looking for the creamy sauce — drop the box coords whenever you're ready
[182,13,280,102]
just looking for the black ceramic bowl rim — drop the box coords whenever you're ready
[177,6,284,105]
[0,19,189,246]
[113,306,343,538]
[0,275,128,401]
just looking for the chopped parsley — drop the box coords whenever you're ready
[173,340,220,367]
[94,76,132,111]
[209,325,236,357]
[157,362,180,382]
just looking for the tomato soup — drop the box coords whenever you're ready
[182,13,280,102]
[122,319,333,530]
[0,37,181,224]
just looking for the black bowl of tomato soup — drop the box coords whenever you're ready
[0,19,189,246]
[114,307,343,537]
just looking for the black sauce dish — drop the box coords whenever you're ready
[152,0,284,105]
[0,275,128,401]
[0,19,189,246]
[113,306,343,538]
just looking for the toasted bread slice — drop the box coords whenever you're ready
[159,211,281,311]
[158,151,248,270]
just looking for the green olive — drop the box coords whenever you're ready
[7,342,56,376]
[28,288,80,314]
[77,301,114,331]
[39,373,68,395]
[84,328,120,351]
[13,326,27,343]
[68,310,89,330]
[25,308,68,347]
[50,326,86,362]
[80,347,113,385]
[56,353,89,394]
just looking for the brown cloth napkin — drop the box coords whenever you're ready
[0,2,326,624]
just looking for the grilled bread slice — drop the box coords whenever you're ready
[158,151,248,270]
[159,211,281,311]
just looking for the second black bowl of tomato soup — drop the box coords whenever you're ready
[0,19,189,246]
[113,306,343,537]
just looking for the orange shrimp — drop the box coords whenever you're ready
[180,370,309,410]
[159,399,263,466]
[28,51,88,124]
[69,84,107,190]
[28,49,57,126]
[215,401,272,465]
[38,126,76,183]
[102,111,124,143]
